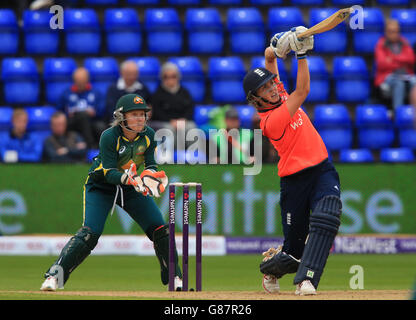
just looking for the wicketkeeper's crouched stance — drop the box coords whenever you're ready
[40,94,183,291]
[243,27,342,295]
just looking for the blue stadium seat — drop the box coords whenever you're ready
[84,57,119,96]
[291,57,329,102]
[339,149,374,163]
[356,104,394,149]
[43,58,77,105]
[250,0,282,5]
[64,9,101,54]
[87,149,99,162]
[25,106,57,131]
[169,57,205,103]
[1,58,39,105]
[314,104,352,150]
[185,8,223,54]
[227,8,265,54]
[250,56,290,90]
[377,0,409,5]
[128,57,160,93]
[380,148,414,163]
[0,107,13,131]
[268,8,304,36]
[0,9,18,54]
[391,9,416,46]
[23,10,59,54]
[194,105,217,127]
[86,0,118,4]
[333,57,370,103]
[104,9,141,54]
[208,57,246,103]
[310,8,347,53]
[235,105,256,129]
[353,8,384,54]
[291,0,323,4]
[209,0,242,4]
[395,105,416,149]
[145,9,182,54]
[169,0,200,4]
[332,0,364,4]
[127,0,159,4]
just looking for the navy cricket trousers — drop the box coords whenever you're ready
[279,159,341,260]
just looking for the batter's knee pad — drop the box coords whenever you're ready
[153,225,182,285]
[45,226,100,283]
[259,251,300,279]
[294,195,342,288]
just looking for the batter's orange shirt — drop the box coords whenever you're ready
[258,85,328,177]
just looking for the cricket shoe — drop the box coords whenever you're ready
[295,280,316,296]
[262,274,280,293]
[170,276,182,291]
[40,276,58,291]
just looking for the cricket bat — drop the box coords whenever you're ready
[297,7,354,39]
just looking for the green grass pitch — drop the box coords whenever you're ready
[0,254,415,299]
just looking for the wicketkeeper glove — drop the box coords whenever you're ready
[288,26,314,59]
[140,169,168,198]
[121,163,149,196]
[270,31,292,59]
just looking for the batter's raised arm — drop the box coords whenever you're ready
[264,47,280,81]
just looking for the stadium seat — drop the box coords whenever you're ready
[268,8,304,36]
[291,57,329,102]
[145,9,182,54]
[339,149,374,163]
[250,0,282,6]
[356,104,394,149]
[395,105,416,149]
[185,8,223,54]
[380,148,414,163]
[128,57,160,93]
[377,0,409,5]
[235,105,256,129]
[313,104,352,150]
[332,0,364,4]
[352,8,384,54]
[309,8,347,53]
[43,58,77,105]
[391,9,416,46]
[0,107,13,131]
[87,149,99,162]
[0,9,18,54]
[208,57,246,103]
[25,106,57,131]
[64,9,101,54]
[250,56,290,90]
[1,58,40,105]
[333,57,370,103]
[86,0,118,4]
[194,105,217,127]
[291,0,324,4]
[127,0,159,4]
[169,57,205,103]
[23,10,59,54]
[227,8,264,54]
[209,0,242,4]
[84,57,119,96]
[169,0,200,4]
[104,9,141,54]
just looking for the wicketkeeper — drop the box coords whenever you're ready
[243,27,342,295]
[40,94,183,291]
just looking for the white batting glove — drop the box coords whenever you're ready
[288,26,314,58]
[270,31,292,59]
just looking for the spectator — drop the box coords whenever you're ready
[0,108,43,162]
[150,62,195,139]
[209,107,255,164]
[58,67,105,148]
[43,111,87,163]
[375,19,416,110]
[105,60,151,123]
